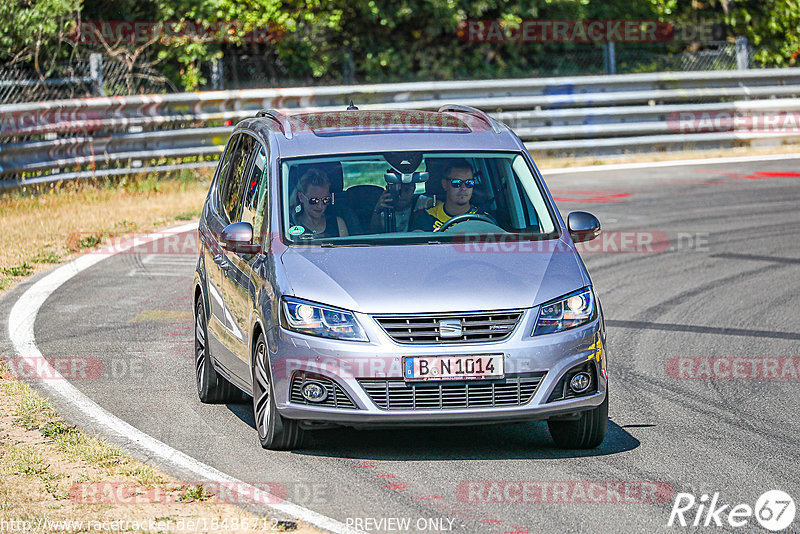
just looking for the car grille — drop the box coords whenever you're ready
[359,373,546,410]
[290,374,358,409]
[373,310,523,344]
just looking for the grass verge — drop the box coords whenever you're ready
[0,172,318,533]
[0,170,208,293]
[0,359,313,532]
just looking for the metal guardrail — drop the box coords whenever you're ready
[1,69,799,188]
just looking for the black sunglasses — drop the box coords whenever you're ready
[450,179,476,189]
[306,196,332,205]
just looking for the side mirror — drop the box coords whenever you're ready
[568,211,601,243]
[220,222,261,254]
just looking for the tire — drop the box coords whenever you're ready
[194,297,241,404]
[547,392,608,449]
[252,333,305,450]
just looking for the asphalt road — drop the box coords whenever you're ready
[2,158,799,533]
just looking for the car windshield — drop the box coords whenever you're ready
[280,151,558,245]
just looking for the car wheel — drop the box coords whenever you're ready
[252,333,305,450]
[195,298,240,404]
[547,392,608,449]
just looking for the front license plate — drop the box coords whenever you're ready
[403,355,504,381]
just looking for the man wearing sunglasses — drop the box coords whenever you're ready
[410,159,489,232]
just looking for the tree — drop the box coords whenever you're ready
[727,0,800,66]
[0,0,80,75]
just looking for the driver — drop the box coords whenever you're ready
[410,159,489,232]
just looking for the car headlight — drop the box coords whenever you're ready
[533,287,596,335]
[282,297,368,342]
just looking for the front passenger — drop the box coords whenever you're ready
[291,169,349,238]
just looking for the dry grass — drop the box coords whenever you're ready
[0,174,321,532]
[0,170,210,292]
[0,361,319,533]
[3,378,57,429]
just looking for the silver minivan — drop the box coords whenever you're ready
[193,106,608,450]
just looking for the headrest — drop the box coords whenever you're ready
[424,159,454,199]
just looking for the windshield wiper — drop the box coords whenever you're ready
[318,242,376,247]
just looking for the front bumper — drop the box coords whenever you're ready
[268,307,607,427]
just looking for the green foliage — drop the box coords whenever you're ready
[1,263,33,277]
[727,0,800,66]
[32,250,60,264]
[40,420,78,439]
[152,0,296,89]
[175,210,201,220]
[646,0,800,67]
[0,0,80,69]
[1,0,797,88]
[177,484,213,502]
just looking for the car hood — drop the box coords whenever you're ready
[279,239,588,314]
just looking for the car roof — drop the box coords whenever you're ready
[234,107,524,158]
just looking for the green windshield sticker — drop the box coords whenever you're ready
[288,225,305,236]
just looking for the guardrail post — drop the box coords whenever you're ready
[735,37,750,70]
[603,42,616,75]
[343,48,355,85]
[89,53,104,97]
[211,58,223,90]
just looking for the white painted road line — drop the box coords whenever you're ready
[541,152,800,175]
[7,221,365,534]
[127,254,197,277]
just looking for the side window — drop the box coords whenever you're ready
[220,134,257,223]
[216,135,238,205]
[242,146,270,245]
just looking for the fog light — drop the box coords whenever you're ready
[569,372,592,393]
[301,381,328,403]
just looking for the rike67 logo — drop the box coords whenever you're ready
[668,490,795,531]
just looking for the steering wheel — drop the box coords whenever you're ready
[434,213,497,232]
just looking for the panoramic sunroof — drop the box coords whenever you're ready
[292,111,474,136]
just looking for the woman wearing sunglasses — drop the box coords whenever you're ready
[292,169,349,238]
